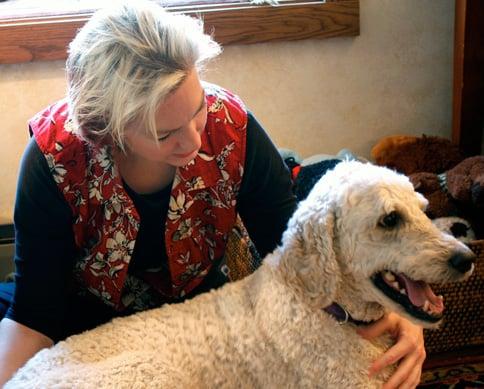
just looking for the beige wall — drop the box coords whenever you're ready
[0,0,454,223]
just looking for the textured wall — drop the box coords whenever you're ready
[0,0,454,222]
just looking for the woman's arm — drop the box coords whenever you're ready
[237,112,297,257]
[5,137,76,341]
[0,137,75,384]
[0,318,53,386]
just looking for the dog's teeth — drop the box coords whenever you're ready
[391,281,399,290]
[399,288,406,295]
[423,300,429,312]
[384,272,395,282]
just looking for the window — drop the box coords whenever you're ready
[0,0,359,64]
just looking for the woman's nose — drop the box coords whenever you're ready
[178,121,202,152]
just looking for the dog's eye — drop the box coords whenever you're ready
[379,211,401,229]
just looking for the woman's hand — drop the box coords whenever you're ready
[357,312,426,389]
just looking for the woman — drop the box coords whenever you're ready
[0,2,425,387]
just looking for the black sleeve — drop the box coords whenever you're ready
[237,112,297,257]
[5,137,76,341]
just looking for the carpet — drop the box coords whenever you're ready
[419,360,484,388]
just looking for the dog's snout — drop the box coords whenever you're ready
[448,251,476,274]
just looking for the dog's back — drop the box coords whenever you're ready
[7,262,392,388]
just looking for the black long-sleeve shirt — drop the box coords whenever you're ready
[6,112,297,341]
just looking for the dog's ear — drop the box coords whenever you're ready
[280,205,341,309]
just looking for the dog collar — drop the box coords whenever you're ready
[323,303,373,326]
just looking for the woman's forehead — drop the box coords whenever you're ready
[153,71,205,132]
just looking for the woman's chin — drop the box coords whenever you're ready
[168,151,198,167]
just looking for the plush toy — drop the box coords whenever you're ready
[432,216,476,244]
[409,156,484,237]
[371,135,464,175]
[279,148,364,201]
[409,172,458,219]
[445,155,484,207]
[293,159,341,201]
[300,148,368,166]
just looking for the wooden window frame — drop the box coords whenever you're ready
[452,0,484,155]
[0,0,359,64]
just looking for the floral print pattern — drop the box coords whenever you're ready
[45,153,67,184]
[29,83,247,309]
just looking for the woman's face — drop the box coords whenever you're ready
[124,70,207,167]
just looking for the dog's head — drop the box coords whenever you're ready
[279,161,476,328]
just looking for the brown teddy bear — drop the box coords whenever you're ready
[446,156,484,207]
[409,172,458,219]
[371,135,464,175]
[409,156,484,236]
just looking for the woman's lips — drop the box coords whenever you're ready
[173,150,198,158]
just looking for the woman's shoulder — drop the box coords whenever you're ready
[202,82,245,107]
[201,81,230,97]
[203,82,247,128]
[29,98,70,135]
[29,99,87,156]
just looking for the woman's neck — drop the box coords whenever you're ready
[114,150,176,195]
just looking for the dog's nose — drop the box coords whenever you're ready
[448,251,476,273]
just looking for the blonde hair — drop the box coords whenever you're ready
[66,1,221,149]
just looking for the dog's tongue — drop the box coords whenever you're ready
[396,273,444,313]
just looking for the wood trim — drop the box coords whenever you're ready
[452,0,484,155]
[0,0,359,64]
[452,0,465,147]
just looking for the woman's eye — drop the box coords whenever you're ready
[378,211,401,229]
[157,133,171,142]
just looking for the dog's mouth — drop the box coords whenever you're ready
[372,271,444,323]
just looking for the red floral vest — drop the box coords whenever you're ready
[29,83,247,310]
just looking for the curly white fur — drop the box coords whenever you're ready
[6,161,475,388]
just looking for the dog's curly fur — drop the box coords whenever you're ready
[6,161,475,388]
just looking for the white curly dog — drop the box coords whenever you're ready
[6,161,476,388]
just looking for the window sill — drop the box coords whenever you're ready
[0,0,359,64]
